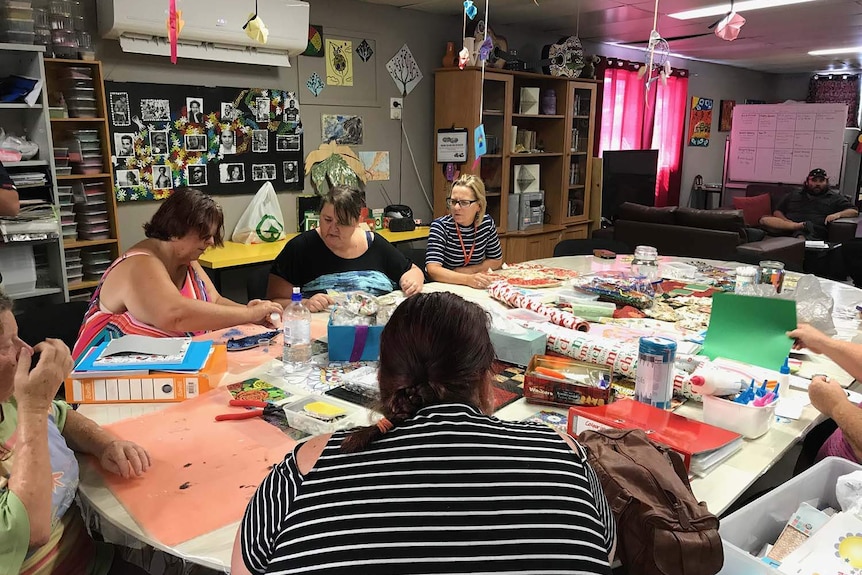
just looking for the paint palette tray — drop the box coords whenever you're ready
[282,394,359,435]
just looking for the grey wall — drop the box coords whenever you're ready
[95,0,459,251]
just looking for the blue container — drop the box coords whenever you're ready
[635,336,677,410]
[327,320,384,362]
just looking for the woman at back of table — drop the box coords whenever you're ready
[72,188,281,360]
[426,174,503,289]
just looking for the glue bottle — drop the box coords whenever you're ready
[778,358,790,388]
[688,366,746,396]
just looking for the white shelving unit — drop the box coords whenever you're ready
[0,43,67,304]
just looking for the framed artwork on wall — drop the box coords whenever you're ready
[719,100,736,132]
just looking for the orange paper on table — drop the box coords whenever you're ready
[98,387,297,547]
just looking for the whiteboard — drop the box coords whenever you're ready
[728,103,848,184]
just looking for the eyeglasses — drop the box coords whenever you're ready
[446,198,478,209]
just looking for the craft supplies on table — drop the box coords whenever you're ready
[282,394,359,435]
[523,355,614,408]
[702,393,778,439]
[635,336,677,410]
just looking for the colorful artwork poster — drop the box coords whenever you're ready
[322,114,363,145]
[104,81,306,200]
[719,99,736,132]
[689,97,713,147]
[358,151,390,181]
[325,39,353,86]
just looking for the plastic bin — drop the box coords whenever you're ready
[718,457,862,574]
[0,244,36,293]
[702,393,778,439]
[282,394,359,435]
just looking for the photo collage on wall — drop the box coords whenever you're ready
[106,81,304,201]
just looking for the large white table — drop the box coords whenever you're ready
[75,255,862,571]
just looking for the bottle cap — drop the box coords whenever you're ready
[291,286,302,302]
[780,357,790,375]
[690,375,705,386]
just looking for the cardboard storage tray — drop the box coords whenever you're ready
[327,319,384,362]
[523,354,614,408]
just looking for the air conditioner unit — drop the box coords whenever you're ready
[97,0,310,67]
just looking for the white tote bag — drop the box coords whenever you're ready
[231,182,287,244]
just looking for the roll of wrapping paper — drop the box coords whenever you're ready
[565,301,616,320]
[526,322,703,401]
[488,281,590,332]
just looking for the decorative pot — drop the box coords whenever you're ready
[441,42,457,68]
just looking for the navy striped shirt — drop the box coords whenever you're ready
[240,403,615,575]
[426,214,503,270]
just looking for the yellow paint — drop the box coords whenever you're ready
[837,534,862,568]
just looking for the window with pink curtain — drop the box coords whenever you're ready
[596,57,689,206]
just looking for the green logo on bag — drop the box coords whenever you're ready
[256,215,284,242]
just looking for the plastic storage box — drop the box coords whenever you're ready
[702,393,778,439]
[718,457,862,574]
[0,244,36,294]
[282,394,358,435]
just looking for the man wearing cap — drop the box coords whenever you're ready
[759,168,857,240]
[0,160,19,216]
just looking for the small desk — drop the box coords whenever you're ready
[198,227,431,291]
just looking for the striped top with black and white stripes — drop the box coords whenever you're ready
[240,403,615,575]
[426,214,503,270]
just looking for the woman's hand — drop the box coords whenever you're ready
[303,293,334,313]
[15,339,72,411]
[99,440,151,478]
[400,277,422,296]
[787,323,831,354]
[808,375,850,419]
[247,299,283,326]
[467,272,496,290]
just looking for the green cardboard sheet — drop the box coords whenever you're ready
[702,293,796,371]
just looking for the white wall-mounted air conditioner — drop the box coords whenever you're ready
[97,0,310,68]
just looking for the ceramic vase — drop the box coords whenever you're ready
[441,42,457,68]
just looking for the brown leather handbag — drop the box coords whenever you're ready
[579,428,724,575]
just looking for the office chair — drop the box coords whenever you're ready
[15,301,89,352]
[553,239,632,257]
[245,264,272,302]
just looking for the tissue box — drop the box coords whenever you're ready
[490,326,547,367]
[328,321,384,361]
[524,355,614,408]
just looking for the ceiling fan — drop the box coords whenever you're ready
[621,0,746,46]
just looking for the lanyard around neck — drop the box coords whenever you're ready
[455,222,477,266]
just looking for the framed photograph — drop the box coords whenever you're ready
[219,127,236,155]
[514,163,540,194]
[255,97,270,122]
[436,128,468,163]
[184,134,207,152]
[219,163,245,183]
[186,97,204,123]
[276,134,301,152]
[109,92,130,126]
[283,95,300,123]
[719,99,736,132]
[186,164,207,187]
[221,101,237,121]
[149,130,169,156]
[116,169,140,187]
[252,163,277,181]
[140,98,171,122]
[152,164,173,190]
[114,133,135,158]
[283,160,299,183]
[252,129,269,153]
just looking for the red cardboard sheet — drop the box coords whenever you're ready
[98,387,298,547]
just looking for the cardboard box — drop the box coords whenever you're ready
[64,344,228,404]
[328,321,383,361]
[524,354,614,408]
[490,326,546,367]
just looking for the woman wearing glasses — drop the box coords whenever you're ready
[426,175,503,288]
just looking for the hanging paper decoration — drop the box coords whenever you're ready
[166,0,184,65]
[463,0,477,19]
[306,72,324,97]
[473,124,486,170]
[325,39,354,86]
[356,39,373,62]
[478,36,493,62]
[243,0,269,45]
[714,11,745,41]
[304,25,324,57]
[386,44,423,96]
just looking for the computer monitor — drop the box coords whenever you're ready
[601,149,659,221]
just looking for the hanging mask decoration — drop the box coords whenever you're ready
[463,0,477,20]
[243,0,269,44]
[478,36,494,62]
[166,0,184,64]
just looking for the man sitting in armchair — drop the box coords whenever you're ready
[759,168,858,240]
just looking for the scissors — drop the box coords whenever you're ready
[215,399,285,421]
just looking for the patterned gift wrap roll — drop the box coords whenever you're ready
[488,281,590,332]
[525,322,702,401]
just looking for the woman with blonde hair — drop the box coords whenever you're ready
[425,174,503,288]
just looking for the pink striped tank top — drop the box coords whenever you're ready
[72,250,210,360]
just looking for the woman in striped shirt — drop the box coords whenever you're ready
[233,292,615,575]
[426,175,503,289]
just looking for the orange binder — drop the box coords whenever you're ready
[64,345,228,404]
[567,400,743,470]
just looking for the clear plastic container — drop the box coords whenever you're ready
[702,393,777,439]
[631,245,659,281]
[2,18,35,32]
[0,30,34,43]
[282,395,358,435]
[2,6,33,20]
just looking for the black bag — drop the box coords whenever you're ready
[579,428,723,575]
[385,204,413,220]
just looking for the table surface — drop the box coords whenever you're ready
[198,227,431,269]
[75,255,862,570]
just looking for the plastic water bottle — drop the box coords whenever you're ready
[282,287,311,375]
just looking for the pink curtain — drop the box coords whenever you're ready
[596,57,689,207]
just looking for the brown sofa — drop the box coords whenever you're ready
[745,184,859,243]
[593,202,805,270]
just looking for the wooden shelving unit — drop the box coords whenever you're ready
[433,67,599,262]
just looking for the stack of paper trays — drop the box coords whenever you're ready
[74,335,213,376]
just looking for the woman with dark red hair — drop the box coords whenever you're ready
[233,291,615,575]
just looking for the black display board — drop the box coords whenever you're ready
[105,81,304,201]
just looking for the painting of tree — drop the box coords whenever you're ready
[386,44,423,97]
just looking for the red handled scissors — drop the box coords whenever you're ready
[215,399,282,421]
